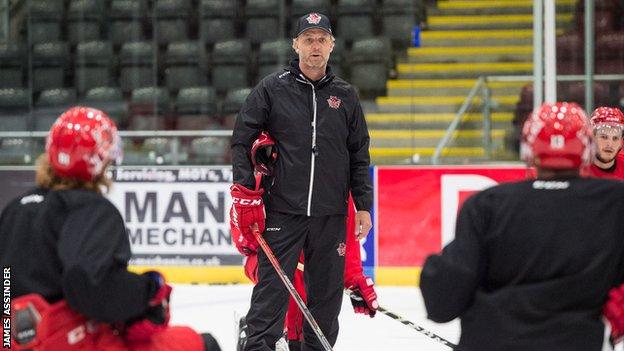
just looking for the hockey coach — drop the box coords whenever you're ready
[230,12,373,351]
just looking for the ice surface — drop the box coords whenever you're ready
[170,284,460,351]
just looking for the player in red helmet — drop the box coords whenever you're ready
[233,132,377,351]
[588,107,624,179]
[421,102,624,351]
[0,107,220,351]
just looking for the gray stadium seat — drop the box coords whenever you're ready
[142,137,173,165]
[222,87,251,128]
[337,0,375,42]
[32,42,69,93]
[381,0,416,48]
[328,38,345,78]
[74,41,113,94]
[110,0,147,46]
[0,88,30,131]
[291,0,331,19]
[0,138,33,165]
[119,41,156,93]
[83,86,126,125]
[34,88,77,131]
[0,43,23,88]
[211,40,251,92]
[176,87,218,130]
[28,1,63,44]
[128,87,170,130]
[245,0,280,45]
[188,136,229,164]
[164,42,208,92]
[153,0,191,45]
[257,39,294,81]
[349,37,391,96]
[67,0,103,44]
[199,0,237,45]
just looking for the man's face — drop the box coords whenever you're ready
[293,29,334,70]
[594,127,623,163]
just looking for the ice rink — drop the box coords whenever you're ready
[170,284,460,351]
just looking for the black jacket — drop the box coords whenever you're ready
[231,60,372,216]
[0,188,156,324]
[420,177,624,351]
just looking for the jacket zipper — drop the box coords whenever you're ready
[297,74,318,216]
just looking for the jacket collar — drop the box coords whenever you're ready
[286,59,335,89]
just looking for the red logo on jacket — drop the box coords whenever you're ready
[327,96,341,109]
[337,242,346,256]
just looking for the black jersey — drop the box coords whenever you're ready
[421,177,624,351]
[0,188,156,323]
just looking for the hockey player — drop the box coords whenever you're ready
[230,12,373,351]
[420,102,624,351]
[0,107,220,351]
[234,132,378,351]
[588,106,624,179]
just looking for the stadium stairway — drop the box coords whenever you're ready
[368,0,576,164]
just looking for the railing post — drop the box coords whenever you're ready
[482,77,492,159]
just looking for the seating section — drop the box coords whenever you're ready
[2,0,622,165]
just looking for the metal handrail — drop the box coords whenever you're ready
[431,76,484,165]
[433,73,624,165]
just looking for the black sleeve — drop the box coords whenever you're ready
[57,200,153,324]
[420,194,486,323]
[347,88,373,211]
[231,81,270,189]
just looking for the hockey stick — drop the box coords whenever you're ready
[252,227,334,351]
[345,289,457,349]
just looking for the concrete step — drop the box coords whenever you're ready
[365,112,514,129]
[370,129,506,147]
[432,0,575,15]
[375,95,519,113]
[387,79,528,97]
[406,45,533,63]
[419,29,564,46]
[427,13,573,30]
[370,146,487,165]
[397,62,532,79]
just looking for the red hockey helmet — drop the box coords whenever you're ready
[520,102,592,169]
[47,106,122,181]
[590,107,624,132]
[251,131,277,176]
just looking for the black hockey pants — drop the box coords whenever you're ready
[244,211,346,351]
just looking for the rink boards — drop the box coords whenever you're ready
[0,164,528,286]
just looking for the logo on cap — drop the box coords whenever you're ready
[306,13,322,25]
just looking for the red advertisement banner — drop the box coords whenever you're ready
[376,165,529,266]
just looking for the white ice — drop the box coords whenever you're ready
[170,284,460,351]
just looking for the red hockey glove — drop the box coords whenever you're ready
[230,184,265,255]
[125,271,172,343]
[605,284,624,344]
[348,275,378,318]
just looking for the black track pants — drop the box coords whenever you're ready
[244,212,346,351]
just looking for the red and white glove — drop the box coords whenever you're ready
[348,275,378,318]
[604,284,624,345]
[125,271,172,343]
[230,184,265,255]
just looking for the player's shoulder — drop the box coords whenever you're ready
[50,189,118,215]
[2,187,50,213]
